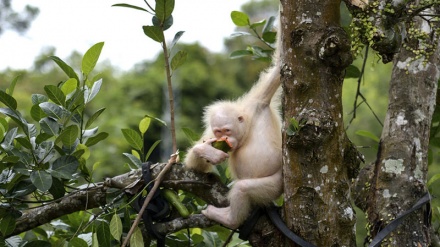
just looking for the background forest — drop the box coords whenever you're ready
[1,0,439,246]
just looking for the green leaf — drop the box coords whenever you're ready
[143,25,164,43]
[30,170,52,192]
[428,174,440,188]
[230,50,253,59]
[86,78,102,103]
[30,104,47,121]
[61,78,78,97]
[182,127,201,143]
[68,237,88,247]
[15,137,32,149]
[31,94,48,105]
[112,3,151,13]
[152,15,173,30]
[231,11,250,26]
[85,108,106,129]
[262,16,276,34]
[57,125,79,147]
[40,117,60,135]
[123,153,142,168]
[355,130,380,143]
[155,0,175,22]
[262,31,277,43]
[82,42,104,75]
[0,90,17,110]
[110,213,123,240]
[7,74,21,95]
[44,85,66,106]
[39,102,66,120]
[22,240,51,247]
[345,65,361,78]
[130,227,144,247]
[145,140,161,161]
[85,132,109,147]
[121,129,143,150]
[139,117,151,134]
[49,177,66,199]
[1,127,17,150]
[171,50,187,70]
[0,117,9,134]
[250,19,266,29]
[170,31,185,49]
[50,56,79,82]
[50,155,79,179]
[0,108,27,133]
[36,133,53,144]
[96,222,111,247]
[0,214,15,236]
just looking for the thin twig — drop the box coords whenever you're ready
[121,152,179,247]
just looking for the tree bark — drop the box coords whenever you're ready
[279,0,358,246]
[355,11,440,246]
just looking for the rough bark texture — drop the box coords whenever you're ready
[279,0,359,246]
[355,14,440,246]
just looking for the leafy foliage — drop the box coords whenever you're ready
[0,42,109,245]
[229,10,277,61]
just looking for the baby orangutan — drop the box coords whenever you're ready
[184,56,283,229]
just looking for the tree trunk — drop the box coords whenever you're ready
[356,12,440,246]
[280,0,359,246]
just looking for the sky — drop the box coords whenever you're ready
[0,0,249,71]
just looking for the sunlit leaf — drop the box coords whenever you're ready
[231,11,250,26]
[61,78,78,98]
[130,227,143,247]
[44,85,66,106]
[50,155,79,179]
[143,25,164,43]
[0,90,17,110]
[82,42,104,76]
[110,213,123,240]
[50,56,79,82]
[171,50,187,70]
[139,117,151,135]
[30,170,52,192]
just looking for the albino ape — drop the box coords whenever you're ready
[184,54,282,229]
